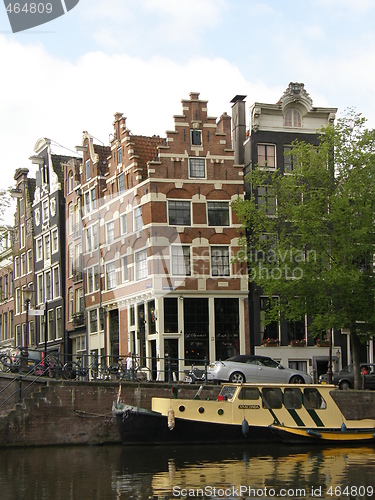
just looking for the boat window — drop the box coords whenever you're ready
[284,388,302,409]
[304,388,326,409]
[219,385,236,400]
[262,388,283,409]
[238,387,260,400]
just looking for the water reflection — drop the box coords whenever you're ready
[0,444,374,499]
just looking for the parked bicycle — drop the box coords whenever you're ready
[62,356,107,381]
[110,357,152,382]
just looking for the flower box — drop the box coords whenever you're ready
[316,340,329,347]
[262,339,279,347]
[290,340,306,347]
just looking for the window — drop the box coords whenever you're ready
[207,201,229,226]
[171,246,191,276]
[164,297,178,333]
[69,288,73,321]
[85,159,91,180]
[15,288,20,315]
[20,224,25,248]
[68,245,73,277]
[48,310,54,341]
[188,157,205,178]
[37,274,43,305]
[284,146,298,173]
[16,325,21,347]
[106,262,116,290]
[215,298,239,360]
[19,198,24,217]
[53,266,60,298]
[3,312,7,340]
[211,246,230,276]
[117,147,122,165]
[106,221,115,244]
[14,257,20,278]
[68,171,74,193]
[134,206,143,231]
[257,144,276,169]
[43,199,49,221]
[120,213,127,234]
[260,296,279,342]
[262,388,283,409]
[36,238,42,261]
[56,307,62,339]
[9,311,13,340]
[87,265,99,293]
[118,172,125,194]
[44,234,51,260]
[191,130,202,146]
[68,203,74,235]
[84,188,96,214]
[9,272,13,298]
[20,253,26,276]
[304,388,326,409]
[284,109,302,128]
[90,309,98,333]
[135,250,147,280]
[27,250,32,273]
[4,275,8,300]
[121,256,129,282]
[257,186,276,215]
[168,201,191,225]
[86,225,98,252]
[45,270,51,300]
[184,298,209,361]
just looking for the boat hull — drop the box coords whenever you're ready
[115,406,274,445]
[269,425,375,445]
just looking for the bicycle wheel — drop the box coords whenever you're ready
[62,361,79,380]
[135,366,152,382]
[46,356,63,379]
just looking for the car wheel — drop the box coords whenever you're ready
[229,372,245,384]
[290,375,304,384]
[339,380,350,390]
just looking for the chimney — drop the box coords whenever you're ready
[231,95,247,165]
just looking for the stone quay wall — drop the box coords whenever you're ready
[0,373,374,448]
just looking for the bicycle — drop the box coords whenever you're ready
[116,357,152,382]
[62,356,106,380]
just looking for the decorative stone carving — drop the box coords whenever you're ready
[279,82,313,112]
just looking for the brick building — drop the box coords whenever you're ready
[0,226,14,351]
[66,93,248,379]
[11,168,36,349]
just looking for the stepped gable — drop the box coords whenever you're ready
[93,144,111,175]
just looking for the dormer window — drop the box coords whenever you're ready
[284,109,301,128]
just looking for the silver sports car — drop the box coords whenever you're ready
[207,354,312,384]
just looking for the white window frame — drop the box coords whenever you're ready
[134,206,143,231]
[171,245,191,276]
[51,228,58,254]
[106,221,115,244]
[211,246,230,277]
[135,249,147,281]
[106,261,117,290]
[36,238,43,262]
[87,265,99,294]
[121,256,129,283]
[188,157,206,179]
[257,144,276,169]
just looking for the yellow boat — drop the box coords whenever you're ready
[113,383,375,445]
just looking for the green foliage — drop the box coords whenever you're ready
[233,111,375,342]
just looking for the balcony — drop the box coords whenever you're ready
[72,312,85,326]
[72,269,83,283]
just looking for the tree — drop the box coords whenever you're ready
[233,111,375,389]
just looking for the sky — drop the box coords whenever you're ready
[1,0,375,223]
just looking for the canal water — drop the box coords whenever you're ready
[0,444,374,500]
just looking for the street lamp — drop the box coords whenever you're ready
[22,285,34,370]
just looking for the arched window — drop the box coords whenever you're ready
[68,171,74,193]
[284,109,302,128]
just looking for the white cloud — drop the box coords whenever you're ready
[0,35,279,224]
